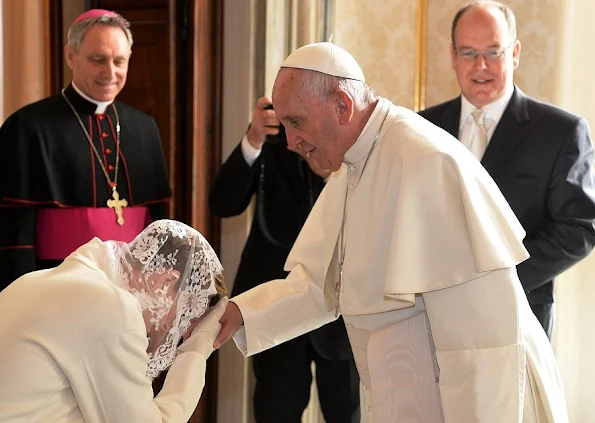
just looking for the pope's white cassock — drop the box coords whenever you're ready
[231,94,567,421]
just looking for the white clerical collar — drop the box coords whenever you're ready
[460,84,514,131]
[344,97,392,164]
[71,82,112,114]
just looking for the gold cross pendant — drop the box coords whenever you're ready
[107,188,128,226]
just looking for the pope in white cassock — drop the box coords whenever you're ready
[215,42,568,422]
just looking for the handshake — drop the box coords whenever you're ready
[180,297,244,356]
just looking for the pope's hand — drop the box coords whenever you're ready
[213,300,244,349]
[178,297,228,359]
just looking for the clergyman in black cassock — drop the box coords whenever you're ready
[0,10,170,290]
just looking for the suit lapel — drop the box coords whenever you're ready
[438,98,462,139]
[481,87,530,177]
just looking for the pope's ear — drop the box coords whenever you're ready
[334,89,354,125]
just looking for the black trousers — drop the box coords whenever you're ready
[252,333,360,423]
[530,302,553,341]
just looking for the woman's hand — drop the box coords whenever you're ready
[178,297,229,359]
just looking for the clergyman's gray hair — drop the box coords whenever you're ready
[300,71,375,109]
[67,13,134,53]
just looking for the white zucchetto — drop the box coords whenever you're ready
[281,42,366,83]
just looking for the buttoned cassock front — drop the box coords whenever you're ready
[232,98,568,422]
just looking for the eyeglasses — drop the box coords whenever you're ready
[455,43,514,62]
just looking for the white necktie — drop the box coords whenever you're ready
[469,109,488,160]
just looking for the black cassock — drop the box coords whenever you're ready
[0,84,171,289]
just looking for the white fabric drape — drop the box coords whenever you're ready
[551,1,595,422]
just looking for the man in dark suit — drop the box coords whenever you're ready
[420,0,595,339]
[209,97,360,423]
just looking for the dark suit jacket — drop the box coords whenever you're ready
[209,135,353,360]
[420,87,595,304]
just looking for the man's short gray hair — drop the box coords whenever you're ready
[67,14,133,53]
[300,71,375,109]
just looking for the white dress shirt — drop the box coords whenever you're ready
[459,86,514,158]
[240,134,262,166]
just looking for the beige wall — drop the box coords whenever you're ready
[332,0,567,109]
[333,0,418,109]
[425,0,461,106]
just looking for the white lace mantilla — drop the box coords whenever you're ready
[106,219,223,379]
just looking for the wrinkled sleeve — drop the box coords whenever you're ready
[72,327,207,423]
[231,182,337,356]
[231,264,336,357]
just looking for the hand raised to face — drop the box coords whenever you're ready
[246,97,283,149]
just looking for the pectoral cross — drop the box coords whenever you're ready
[107,188,128,225]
